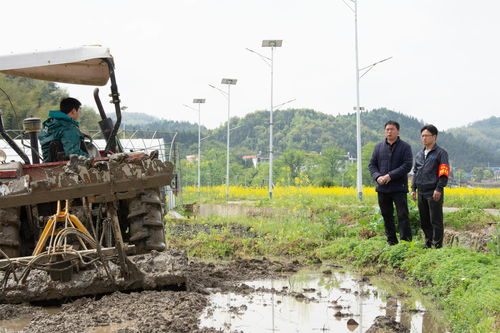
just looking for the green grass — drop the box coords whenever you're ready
[444,208,500,230]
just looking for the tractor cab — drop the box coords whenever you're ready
[0,45,122,164]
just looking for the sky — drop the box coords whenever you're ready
[1,0,498,131]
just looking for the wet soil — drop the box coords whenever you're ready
[167,222,259,240]
[0,255,439,333]
[365,315,409,333]
[0,253,304,333]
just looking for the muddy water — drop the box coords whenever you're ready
[0,307,60,333]
[200,269,449,333]
[0,260,449,333]
[0,317,31,333]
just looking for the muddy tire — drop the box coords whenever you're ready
[127,189,166,253]
[0,208,21,258]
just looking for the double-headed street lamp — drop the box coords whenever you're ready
[184,99,206,202]
[343,0,392,201]
[209,78,237,200]
[246,39,282,199]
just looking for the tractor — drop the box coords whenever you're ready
[0,46,183,303]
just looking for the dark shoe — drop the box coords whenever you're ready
[387,241,398,246]
[422,244,431,249]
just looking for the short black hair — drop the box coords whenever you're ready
[384,120,400,130]
[60,97,81,114]
[421,124,438,136]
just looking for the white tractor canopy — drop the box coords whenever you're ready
[0,45,112,86]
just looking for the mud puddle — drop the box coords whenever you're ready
[200,269,450,333]
[0,307,60,333]
[0,317,31,333]
[0,256,449,333]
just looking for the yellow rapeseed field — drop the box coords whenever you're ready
[184,185,499,208]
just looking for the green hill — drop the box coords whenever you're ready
[0,73,100,131]
[110,108,500,172]
[448,116,500,156]
[200,108,498,171]
[1,74,498,172]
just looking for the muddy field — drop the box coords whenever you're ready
[0,250,419,333]
[0,251,302,333]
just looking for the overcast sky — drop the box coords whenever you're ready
[1,0,498,130]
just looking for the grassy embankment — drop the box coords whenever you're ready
[169,186,500,333]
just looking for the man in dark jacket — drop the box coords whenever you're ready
[368,120,413,245]
[39,97,90,162]
[411,124,449,248]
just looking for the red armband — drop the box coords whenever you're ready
[438,164,450,177]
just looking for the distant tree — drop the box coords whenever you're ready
[362,142,377,187]
[315,147,347,186]
[281,149,307,183]
[453,169,467,185]
[483,169,494,181]
[202,148,228,186]
[78,106,101,131]
[472,167,484,182]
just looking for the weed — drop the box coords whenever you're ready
[358,208,385,234]
[318,210,352,240]
[444,208,500,231]
[486,225,500,255]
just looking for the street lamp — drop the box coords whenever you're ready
[209,79,237,200]
[184,99,205,202]
[342,0,392,201]
[246,39,282,199]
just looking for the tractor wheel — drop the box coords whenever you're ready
[127,189,166,254]
[0,208,21,258]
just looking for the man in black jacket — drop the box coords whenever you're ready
[368,120,413,245]
[411,124,449,248]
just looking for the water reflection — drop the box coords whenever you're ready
[200,270,449,333]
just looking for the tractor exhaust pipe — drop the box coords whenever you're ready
[23,118,42,164]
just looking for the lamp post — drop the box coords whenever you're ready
[262,40,282,200]
[184,99,205,202]
[209,79,237,200]
[352,0,364,202]
[342,0,392,201]
[246,39,282,199]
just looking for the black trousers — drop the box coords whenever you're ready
[377,192,412,244]
[418,191,444,248]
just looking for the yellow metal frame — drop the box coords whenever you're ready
[32,200,93,256]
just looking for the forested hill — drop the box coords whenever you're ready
[0,74,63,129]
[107,108,499,171]
[0,74,100,131]
[112,112,207,133]
[1,74,497,171]
[197,108,497,171]
[447,116,500,155]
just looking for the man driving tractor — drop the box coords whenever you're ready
[39,97,90,162]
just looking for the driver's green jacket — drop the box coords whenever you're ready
[39,110,90,162]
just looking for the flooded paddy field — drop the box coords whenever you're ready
[0,254,449,333]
